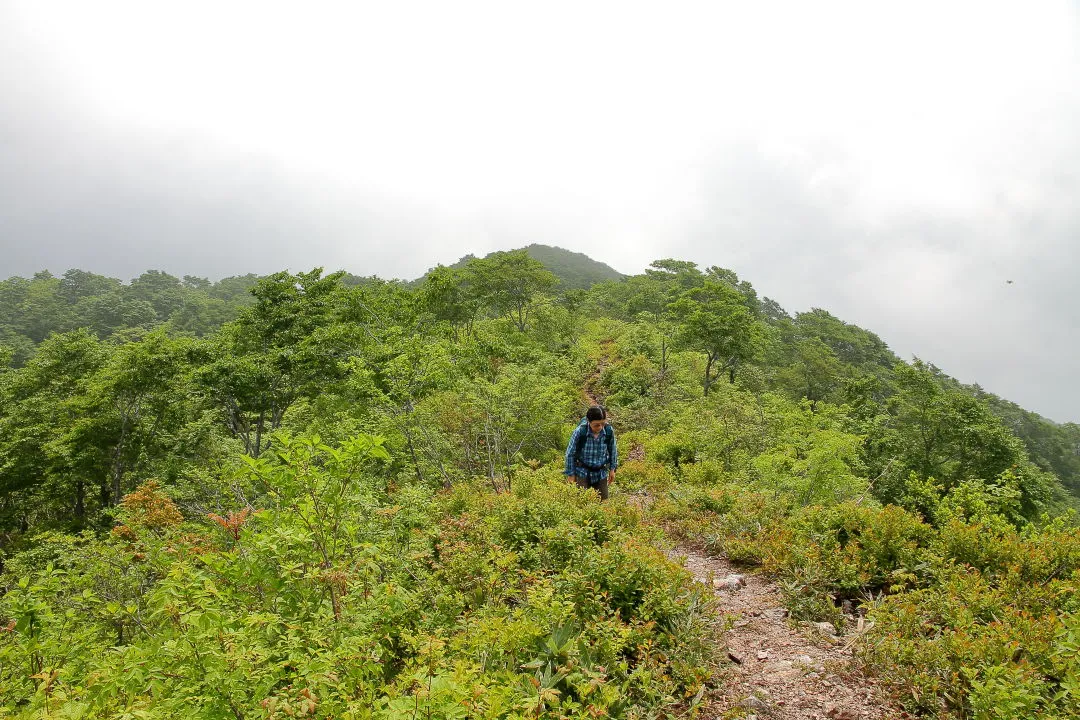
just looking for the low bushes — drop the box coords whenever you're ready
[653,475,1080,718]
[0,436,714,719]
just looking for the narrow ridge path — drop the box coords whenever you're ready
[583,363,900,718]
[677,546,902,720]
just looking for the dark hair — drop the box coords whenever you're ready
[586,406,606,422]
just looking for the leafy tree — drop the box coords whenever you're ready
[644,258,704,290]
[775,337,845,407]
[73,291,158,337]
[199,270,346,457]
[167,293,236,336]
[0,330,109,527]
[466,250,557,331]
[869,360,1053,521]
[418,264,478,339]
[0,333,34,368]
[20,271,69,343]
[607,260,708,386]
[181,275,211,290]
[672,280,763,394]
[705,265,761,315]
[753,401,868,506]
[58,269,121,305]
[89,329,196,505]
[417,363,575,490]
[126,270,186,321]
[760,295,791,324]
[0,276,30,335]
[793,308,897,371]
[207,273,261,305]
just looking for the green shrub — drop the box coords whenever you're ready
[0,437,714,718]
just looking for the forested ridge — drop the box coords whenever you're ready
[2,249,1079,718]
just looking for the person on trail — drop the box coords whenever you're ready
[564,406,618,500]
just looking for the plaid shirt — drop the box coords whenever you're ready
[564,420,618,483]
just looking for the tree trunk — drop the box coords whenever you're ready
[253,410,265,458]
[704,353,716,396]
[110,444,126,506]
[402,423,425,484]
[74,480,85,520]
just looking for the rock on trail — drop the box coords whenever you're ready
[678,547,901,720]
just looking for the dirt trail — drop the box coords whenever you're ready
[677,546,901,720]
[583,340,615,410]
[583,363,897,718]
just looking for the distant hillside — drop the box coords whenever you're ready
[519,244,625,289]
[434,244,624,290]
[969,385,1080,498]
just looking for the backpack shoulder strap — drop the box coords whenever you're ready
[573,421,588,460]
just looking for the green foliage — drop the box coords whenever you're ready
[662,470,1080,717]
[464,250,559,332]
[752,401,868,506]
[0,440,711,718]
[868,360,1054,523]
[0,269,258,355]
[412,361,577,489]
[417,264,478,339]
[199,269,347,457]
[672,279,764,393]
[3,253,1080,718]
[518,243,624,290]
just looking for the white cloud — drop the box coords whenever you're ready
[2,0,1079,419]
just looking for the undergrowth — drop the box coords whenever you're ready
[0,435,716,719]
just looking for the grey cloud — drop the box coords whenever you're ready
[0,24,448,283]
[2,4,1078,425]
[678,140,1080,423]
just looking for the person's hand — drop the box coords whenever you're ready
[568,475,577,485]
[608,470,615,485]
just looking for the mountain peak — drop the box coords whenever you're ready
[439,244,624,290]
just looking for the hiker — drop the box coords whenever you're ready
[565,406,618,500]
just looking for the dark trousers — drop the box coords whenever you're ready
[576,473,609,501]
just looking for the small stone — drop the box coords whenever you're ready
[842,599,854,615]
[814,621,838,636]
[727,651,744,664]
[756,650,770,661]
[714,575,746,591]
[763,660,801,681]
[743,695,769,711]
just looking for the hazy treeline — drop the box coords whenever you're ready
[1,250,1078,534]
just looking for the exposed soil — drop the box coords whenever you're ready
[582,362,898,719]
[583,340,615,410]
[676,546,902,720]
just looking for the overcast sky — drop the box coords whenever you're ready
[1,1,1078,422]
